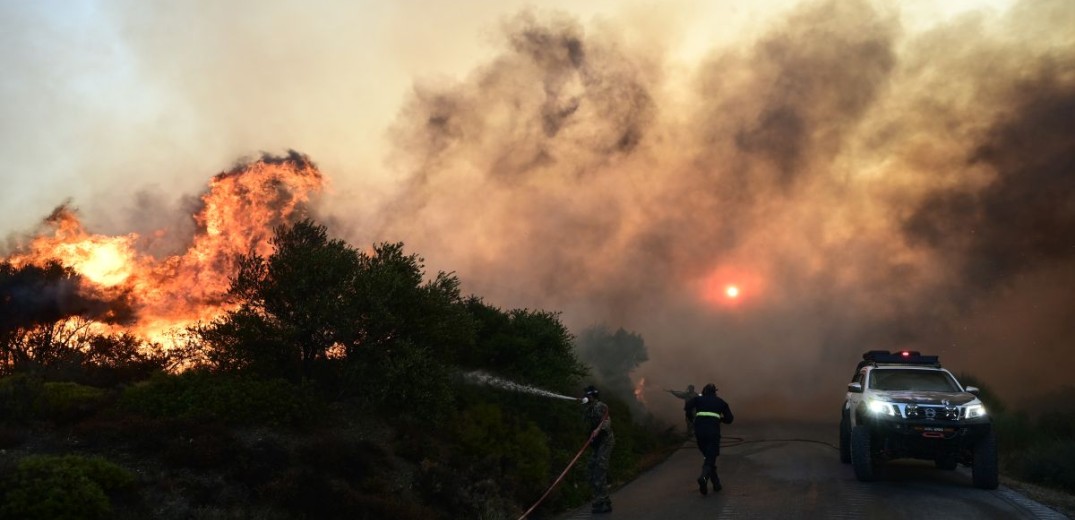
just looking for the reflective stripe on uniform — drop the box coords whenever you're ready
[694,411,722,420]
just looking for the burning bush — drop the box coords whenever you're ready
[574,325,648,413]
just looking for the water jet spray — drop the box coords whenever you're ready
[463,371,579,401]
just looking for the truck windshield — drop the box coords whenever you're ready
[868,369,960,392]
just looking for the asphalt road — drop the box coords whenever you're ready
[556,421,1070,520]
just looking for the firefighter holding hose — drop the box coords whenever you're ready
[684,383,734,495]
[582,385,614,514]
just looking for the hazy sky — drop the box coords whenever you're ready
[4,0,1072,419]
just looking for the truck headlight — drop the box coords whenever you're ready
[964,404,987,419]
[868,400,897,416]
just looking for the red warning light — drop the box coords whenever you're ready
[900,351,911,357]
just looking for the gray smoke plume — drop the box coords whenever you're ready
[374,0,1075,419]
[5,0,1072,421]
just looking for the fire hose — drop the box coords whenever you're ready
[518,410,608,520]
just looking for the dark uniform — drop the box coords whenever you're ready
[583,386,614,514]
[684,383,733,494]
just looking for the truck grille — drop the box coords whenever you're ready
[903,403,960,421]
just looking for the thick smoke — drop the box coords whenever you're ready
[4,0,1072,420]
[373,0,1075,419]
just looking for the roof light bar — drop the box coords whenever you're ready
[860,350,940,366]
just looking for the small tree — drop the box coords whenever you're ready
[344,242,472,355]
[0,260,135,377]
[199,219,361,380]
[575,325,648,401]
[198,221,474,397]
[463,298,587,393]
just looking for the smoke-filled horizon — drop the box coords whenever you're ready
[3,0,1073,420]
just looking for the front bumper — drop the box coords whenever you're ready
[863,415,992,460]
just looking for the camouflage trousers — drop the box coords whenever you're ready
[588,434,615,503]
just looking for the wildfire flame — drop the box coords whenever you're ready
[634,376,647,405]
[6,152,322,344]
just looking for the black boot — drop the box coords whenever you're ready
[592,498,612,514]
[711,476,722,492]
[697,476,708,496]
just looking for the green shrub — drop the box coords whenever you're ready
[994,410,1034,452]
[1038,411,1075,441]
[1006,439,1075,494]
[0,424,27,449]
[345,342,456,423]
[0,374,44,421]
[119,371,320,427]
[34,382,108,423]
[0,454,135,520]
[450,402,550,499]
[264,467,436,520]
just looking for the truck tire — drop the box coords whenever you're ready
[972,429,999,489]
[839,413,852,464]
[851,425,876,482]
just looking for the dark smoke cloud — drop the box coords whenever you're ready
[368,0,1075,420]
[8,0,1069,421]
[904,64,1075,291]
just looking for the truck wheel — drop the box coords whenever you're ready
[851,425,876,482]
[972,429,999,489]
[839,413,852,464]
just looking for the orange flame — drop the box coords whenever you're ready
[6,154,322,344]
[634,376,647,405]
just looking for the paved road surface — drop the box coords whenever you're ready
[557,421,1069,520]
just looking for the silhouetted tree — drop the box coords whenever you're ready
[338,242,473,417]
[344,242,473,356]
[0,261,135,376]
[463,298,587,393]
[575,325,648,401]
[199,220,361,380]
[198,220,474,401]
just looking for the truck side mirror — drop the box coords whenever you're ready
[847,382,863,393]
[965,386,980,395]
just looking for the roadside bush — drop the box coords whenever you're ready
[0,454,135,520]
[345,341,456,423]
[162,422,241,470]
[993,410,1034,452]
[1002,410,1075,494]
[33,382,108,423]
[964,374,1075,495]
[263,467,436,520]
[453,402,551,492]
[0,373,44,422]
[0,424,27,449]
[1006,439,1075,494]
[119,371,320,427]
[1038,411,1075,441]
